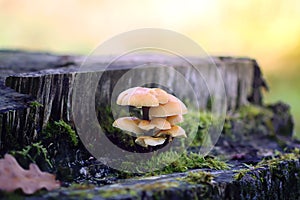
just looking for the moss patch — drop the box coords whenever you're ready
[43,120,78,146]
[99,188,137,199]
[236,105,273,119]
[258,148,300,167]
[119,151,230,177]
[7,119,83,181]
[179,111,220,147]
[98,182,178,199]
[233,148,300,180]
[233,168,252,181]
[179,170,214,184]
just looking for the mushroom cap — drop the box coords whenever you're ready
[166,115,184,125]
[116,87,170,108]
[155,125,187,138]
[117,87,159,108]
[137,120,155,131]
[138,118,171,131]
[149,94,188,118]
[135,136,166,147]
[116,87,137,105]
[112,117,144,135]
[149,88,169,104]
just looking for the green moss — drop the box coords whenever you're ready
[222,104,279,141]
[179,111,215,147]
[293,147,300,155]
[222,118,232,136]
[138,182,179,191]
[120,151,230,177]
[64,190,96,199]
[99,182,178,198]
[43,120,78,146]
[179,171,214,184]
[236,105,273,119]
[99,188,138,199]
[233,148,300,181]
[97,105,138,151]
[233,105,274,135]
[258,149,300,167]
[233,168,251,181]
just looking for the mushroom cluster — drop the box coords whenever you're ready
[113,87,188,147]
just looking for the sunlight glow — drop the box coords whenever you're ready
[0,0,300,71]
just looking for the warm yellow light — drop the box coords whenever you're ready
[1,0,300,72]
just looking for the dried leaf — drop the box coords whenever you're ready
[0,154,60,194]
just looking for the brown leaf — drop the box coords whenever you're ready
[0,154,60,194]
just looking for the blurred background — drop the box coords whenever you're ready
[0,0,299,138]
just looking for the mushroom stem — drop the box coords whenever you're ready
[142,106,150,120]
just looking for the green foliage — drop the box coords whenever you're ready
[29,101,43,108]
[179,171,214,184]
[8,120,80,179]
[11,142,53,168]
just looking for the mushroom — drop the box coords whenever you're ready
[135,136,166,148]
[155,125,187,138]
[117,87,159,108]
[137,120,155,131]
[112,117,144,135]
[138,118,171,131]
[149,88,169,104]
[116,87,168,120]
[149,94,188,118]
[166,115,184,125]
[113,87,188,148]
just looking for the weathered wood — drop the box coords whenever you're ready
[0,50,77,154]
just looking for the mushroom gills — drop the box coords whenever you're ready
[135,136,166,147]
[155,125,187,138]
[112,117,144,135]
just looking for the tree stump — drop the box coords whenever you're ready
[0,50,298,199]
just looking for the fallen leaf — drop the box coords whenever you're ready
[0,154,60,194]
